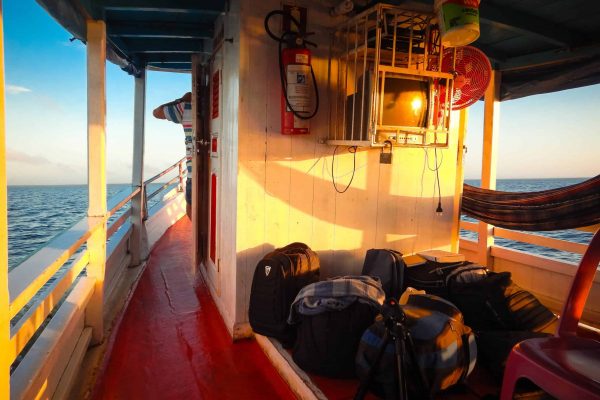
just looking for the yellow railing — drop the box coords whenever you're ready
[459,220,590,256]
[7,157,186,378]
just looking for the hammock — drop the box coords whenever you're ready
[461,175,600,231]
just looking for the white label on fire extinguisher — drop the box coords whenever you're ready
[286,64,312,114]
[295,53,309,64]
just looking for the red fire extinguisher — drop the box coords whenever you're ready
[265,10,319,135]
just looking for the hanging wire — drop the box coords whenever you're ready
[331,146,358,193]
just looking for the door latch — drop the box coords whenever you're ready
[194,139,210,154]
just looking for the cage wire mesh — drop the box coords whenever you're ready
[328,4,454,147]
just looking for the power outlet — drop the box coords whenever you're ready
[398,134,423,145]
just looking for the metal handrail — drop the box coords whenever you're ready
[144,156,186,186]
[147,176,181,201]
[459,219,592,255]
[143,157,187,219]
[8,157,188,366]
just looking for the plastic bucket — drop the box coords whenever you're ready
[434,0,480,47]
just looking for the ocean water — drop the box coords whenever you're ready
[462,178,594,264]
[7,183,166,270]
[6,179,594,269]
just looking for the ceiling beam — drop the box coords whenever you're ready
[100,0,224,14]
[125,39,208,53]
[108,22,213,39]
[499,42,600,72]
[147,62,193,71]
[139,53,193,63]
[479,3,585,48]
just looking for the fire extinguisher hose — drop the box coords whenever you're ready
[264,10,320,120]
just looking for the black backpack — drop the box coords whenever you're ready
[248,242,319,347]
[447,271,557,332]
[362,249,405,298]
[293,301,378,378]
[404,260,487,297]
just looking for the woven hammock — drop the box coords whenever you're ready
[461,175,600,231]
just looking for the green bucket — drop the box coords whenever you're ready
[435,0,480,47]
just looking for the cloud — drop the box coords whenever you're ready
[7,148,78,172]
[6,85,32,95]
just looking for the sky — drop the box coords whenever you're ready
[3,0,600,184]
[4,0,189,185]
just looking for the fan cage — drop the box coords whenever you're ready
[327,4,455,148]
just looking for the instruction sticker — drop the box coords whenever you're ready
[286,64,311,114]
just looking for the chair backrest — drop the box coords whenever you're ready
[557,229,600,336]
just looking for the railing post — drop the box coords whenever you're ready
[178,159,184,191]
[0,1,11,396]
[130,68,148,267]
[451,108,468,253]
[86,20,107,344]
[478,70,501,267]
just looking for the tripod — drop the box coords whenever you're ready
[354,298,431,400]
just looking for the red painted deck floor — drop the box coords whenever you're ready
[93,218,296,400]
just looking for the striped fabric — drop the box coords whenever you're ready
[163,101,193,175]
[462,174,600,231]
[288,276,385,323]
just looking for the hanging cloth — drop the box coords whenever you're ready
[461,175,600,231]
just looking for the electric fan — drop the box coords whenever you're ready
[441,46,492,109]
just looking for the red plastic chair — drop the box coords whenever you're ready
[500,229,600,400]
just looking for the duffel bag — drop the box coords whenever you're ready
[448,271,557,332]
[289,276,385,378]
[356,294,477,399]
[249,242,319,347]
[404,260,487,298]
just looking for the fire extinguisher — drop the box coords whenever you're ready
[264,10,319,135]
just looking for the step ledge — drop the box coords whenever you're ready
[254,334,328,400]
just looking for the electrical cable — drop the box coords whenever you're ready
[264,10,320,120]
[331,146,358,194]
[424,148,444,214]
[434,148,443,213]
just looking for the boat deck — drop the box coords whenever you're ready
[92,218,295,400]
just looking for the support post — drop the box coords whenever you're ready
[451,108,468,253]
[478,70,501,267]
[0,1,11,396]
[191,54,205,270]
[178,159,184,191]
[86,20,107,344]
[130,68,148,267]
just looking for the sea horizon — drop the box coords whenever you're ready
[6,175,595,187]
[7,178,594,269]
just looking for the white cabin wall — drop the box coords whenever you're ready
[232,0,465,334]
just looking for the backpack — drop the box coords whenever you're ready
[293,302,378,378]
[503,283,558,332]
[355,294,477,398]
[289,276,385,378]
[404,260,487,297]
[248,242,319,347]
[448,271,557,332]
[362,249,405,298]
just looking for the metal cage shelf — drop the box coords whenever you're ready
[327,4,454,148]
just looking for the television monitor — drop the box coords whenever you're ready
[380,76,429,129]
[343,72,431,142]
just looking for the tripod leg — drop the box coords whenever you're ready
[405,332,432,399]
[394,331,407,400]
[354,330,391,400]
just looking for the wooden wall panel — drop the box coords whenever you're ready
[231,0,464,332]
